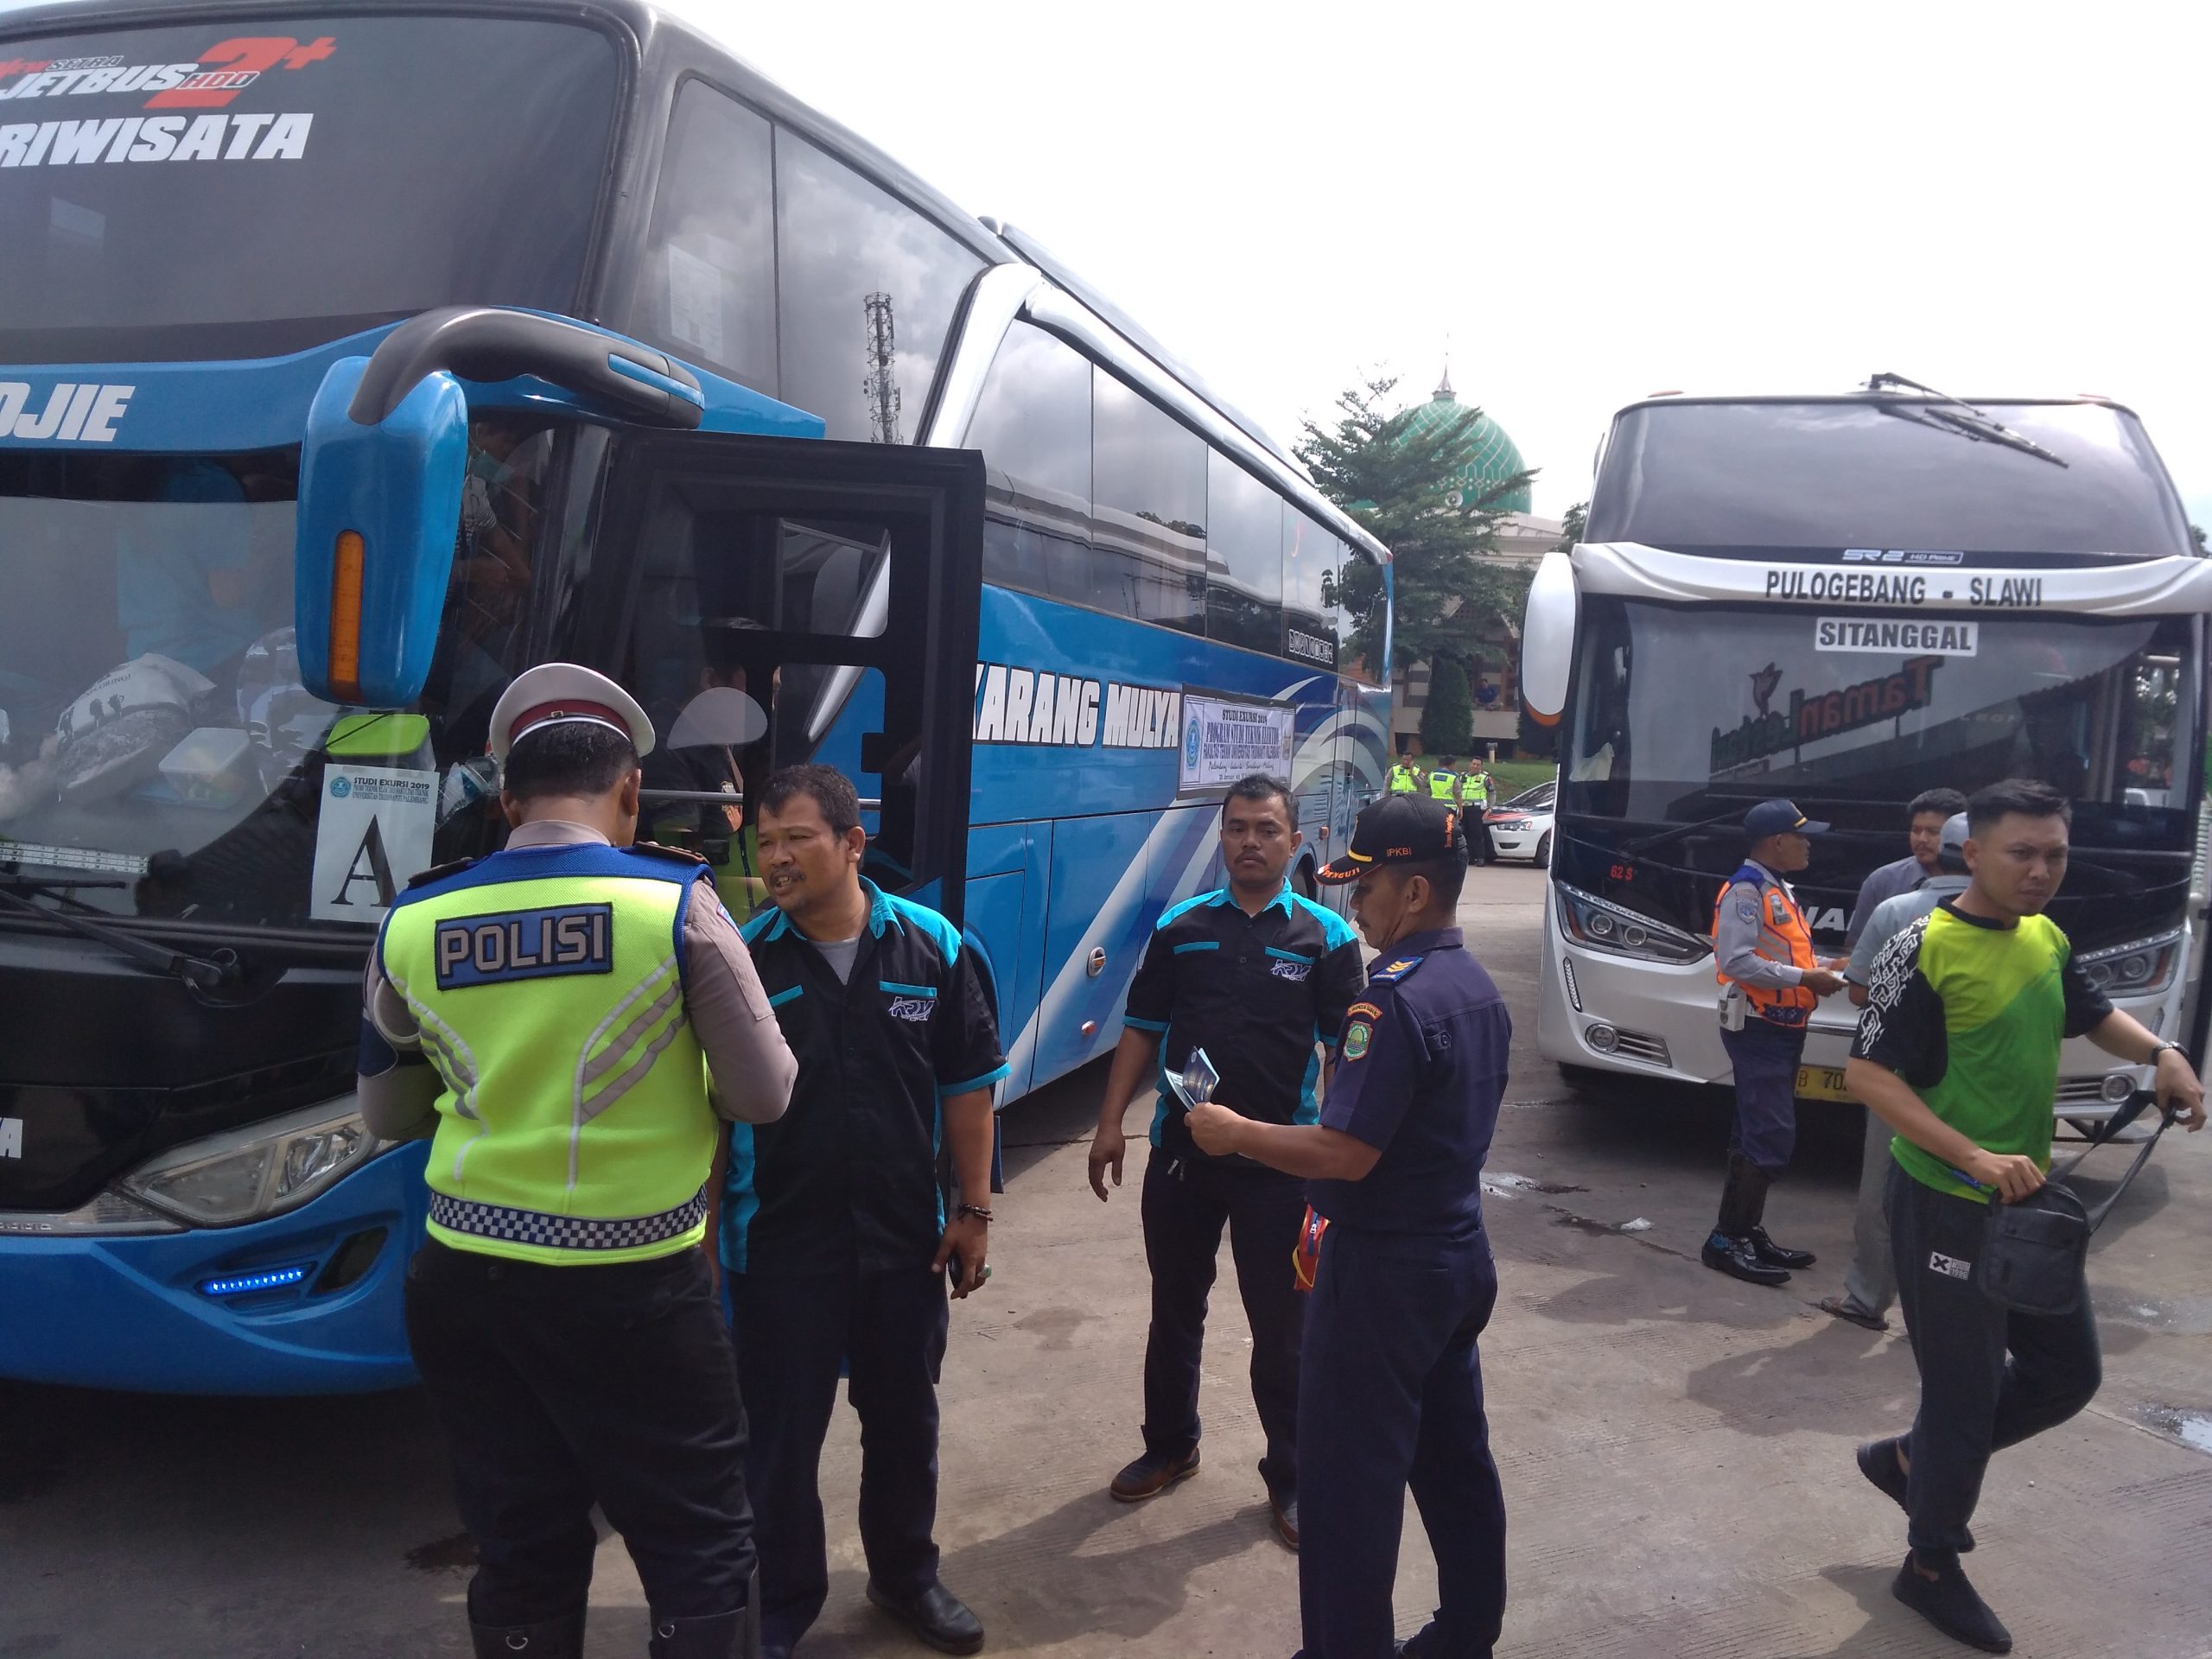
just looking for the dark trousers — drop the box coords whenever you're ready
[1885,1162,2101,1554]
[1722,1019,1804,1174]
[1141,1149,1307,1495]
[403,1238,753,1627]
[1297,1224,1505,1659]
[729,1268,949,1652]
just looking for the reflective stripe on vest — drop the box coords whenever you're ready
[378,846,718,1264]
[1713,874,1819,1023]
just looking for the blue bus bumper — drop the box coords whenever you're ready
[0,1142,429,1395]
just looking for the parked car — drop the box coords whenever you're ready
[1485,780,1556,867]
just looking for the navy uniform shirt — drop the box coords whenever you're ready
[724,879,1008,1275]
[1124,882,1364,1161]
[1308,926,1510,1235]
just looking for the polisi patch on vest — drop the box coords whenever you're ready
[435,903,613,989]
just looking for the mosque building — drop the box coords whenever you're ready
[1389,371,1560,756]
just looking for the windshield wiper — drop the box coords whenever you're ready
[1866,372,2069,468]
[1620,802,1766,857]
[0,880,238,992]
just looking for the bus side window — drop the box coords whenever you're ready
[966,321,1093,607]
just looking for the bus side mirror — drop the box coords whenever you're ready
[293,355,468,708]
[1520,547,1579,734]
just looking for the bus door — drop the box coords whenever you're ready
[582,435,983,928]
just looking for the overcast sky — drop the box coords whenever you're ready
[667,0,2211,525]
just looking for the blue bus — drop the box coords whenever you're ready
[0,0,1392,1393]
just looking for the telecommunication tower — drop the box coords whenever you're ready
[862,291,902,445]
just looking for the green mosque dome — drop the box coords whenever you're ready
[1400,369,1532,514]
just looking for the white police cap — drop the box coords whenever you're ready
[487,664,655,764]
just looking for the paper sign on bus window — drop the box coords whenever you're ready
[1814,617,1979,656]
[1178,693,1295,795]
[311,765,435,923]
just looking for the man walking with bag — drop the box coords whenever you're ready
[1846,779,2203,1653]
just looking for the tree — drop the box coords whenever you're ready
[1419,654,1474,756]
[1300,376,1535,682]
[1555,500,1587,551]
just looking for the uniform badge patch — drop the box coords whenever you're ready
[435,904,613,989]
[1343,1020,1372,1060]
[1347,1001,1382,1022]
[1271,959,1311,982]
[887,996,934,1023]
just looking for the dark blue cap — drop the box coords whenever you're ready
[1743,799,1829,840]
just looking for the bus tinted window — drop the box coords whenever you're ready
[774,130,984,442]
[634,80,777,391]
[1205,448,1285,655]
[1090,370,1205,635]
[968,321,1092,604]
[1284,513,1338,668]
[0,16,618,361]
[1587,400,2194,557]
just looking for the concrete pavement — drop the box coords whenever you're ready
[3,862,2208,1657]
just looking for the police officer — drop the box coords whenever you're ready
[1187,795,1510,1659]
[1086,772,1365,1548]
[1705,798,1848,1287]
[1387,756,1421,794]
[358,664,798,1659]
[715,764,1007,1659]
[1459,764,1497,868]
[1427,756,1462,803]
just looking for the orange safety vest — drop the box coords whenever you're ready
[1713,866,1818,1025]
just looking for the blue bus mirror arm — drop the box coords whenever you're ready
[349,305,705,432]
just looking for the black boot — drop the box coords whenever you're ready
[469,1611,586,1659]
[1731,1150,1815,1267]
[649,1609,752,1659]
[1705,1154,1790,1286]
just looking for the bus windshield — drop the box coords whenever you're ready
[1563,599,2201,836]
[0,419,563,929]
[1587,400,2194,558]
[0,14,620,362]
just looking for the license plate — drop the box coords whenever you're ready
[1796,1065,1853,1103]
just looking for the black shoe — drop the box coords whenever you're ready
[1856,1438,1908,1514]
[1892,1550,2012,1653]
[866,1580,984,1656]
[1109,1445,1200,1501]
[470,1611,586,1659]
[1745,1225,1815,1269]
[649,1608,746,1659]
[1702,1231,1790,1287]
[1268,1489,1299,1551]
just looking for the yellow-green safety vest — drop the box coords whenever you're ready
[377,842,720,1265]
[1427,769,1459,801]
[1462,773,1489,805]
[1388,763,1421,793]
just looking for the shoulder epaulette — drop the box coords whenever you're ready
[404,856,481,890]
[1368,952,1427,985]
[628,840,710,868]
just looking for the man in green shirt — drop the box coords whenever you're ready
[1847,778,2204,1655]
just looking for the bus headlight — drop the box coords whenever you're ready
[1555,882,1712,965]
[119,1099,386,1228]
[2075,931,2183,998]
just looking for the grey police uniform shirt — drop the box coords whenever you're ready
[1845,855,1934,949]
[1844,874,1970,986]
[1713,859,1808,992]
[357,818,798,1139]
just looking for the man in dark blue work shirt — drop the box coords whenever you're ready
[1087,773,1365,1548]
[1188,794,1509,1659]
[710,766,1008,1659]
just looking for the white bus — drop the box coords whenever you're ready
[1519,385,2209,1129]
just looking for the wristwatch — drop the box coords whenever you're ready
[2148,1041,2187,1066]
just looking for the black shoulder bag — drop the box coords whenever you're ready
[1974,1093,2183,1317]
